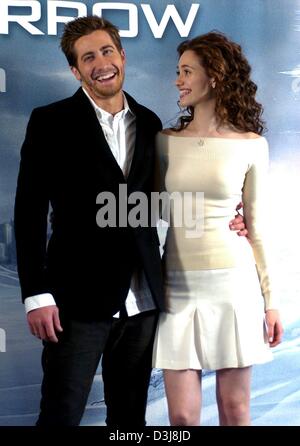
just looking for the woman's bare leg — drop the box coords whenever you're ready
[164,369,202,426]
[216,366,252,426]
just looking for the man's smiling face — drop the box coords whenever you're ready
[71,29,126,103]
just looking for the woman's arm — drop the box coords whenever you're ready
[242,138,283,346]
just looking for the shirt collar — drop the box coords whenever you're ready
[82,87,134,122]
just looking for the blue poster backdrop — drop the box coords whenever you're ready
[0,0,299,426]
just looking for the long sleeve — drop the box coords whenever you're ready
[14,108,50,301]
[242,138,279,311]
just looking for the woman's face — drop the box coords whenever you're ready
[176,50,215,108]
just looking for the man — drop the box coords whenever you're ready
[14,16,246,426]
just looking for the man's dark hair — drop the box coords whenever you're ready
[60,15,122,67]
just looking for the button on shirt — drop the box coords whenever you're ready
[24,88,156,317]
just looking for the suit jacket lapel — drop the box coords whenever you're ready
[125,93,147,187]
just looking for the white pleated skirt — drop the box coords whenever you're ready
[152,266,273,370]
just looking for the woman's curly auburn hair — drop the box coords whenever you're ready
[175,31,265,135]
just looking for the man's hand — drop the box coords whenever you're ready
[229,202,248,237]
[27,305,63,343]
[265,309,284,348]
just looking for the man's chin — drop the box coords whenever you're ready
[94,86,123,99]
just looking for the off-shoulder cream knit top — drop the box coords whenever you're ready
[155,133,278,311]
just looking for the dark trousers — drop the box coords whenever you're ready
[36,310,158,426]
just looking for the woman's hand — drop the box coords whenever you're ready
[265,309,283,347]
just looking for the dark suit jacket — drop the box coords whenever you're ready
[14,88,165,320]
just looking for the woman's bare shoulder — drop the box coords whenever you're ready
[242,131,262,139]
[161,128,177,136]
[219,129,262,139]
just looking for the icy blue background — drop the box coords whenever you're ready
[0,0,299,425]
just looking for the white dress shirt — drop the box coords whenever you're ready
[24,88,156,316]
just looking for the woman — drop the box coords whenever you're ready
[152,32,283,426]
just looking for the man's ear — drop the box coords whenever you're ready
[121,48,126,64]
[71,66,81,82]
